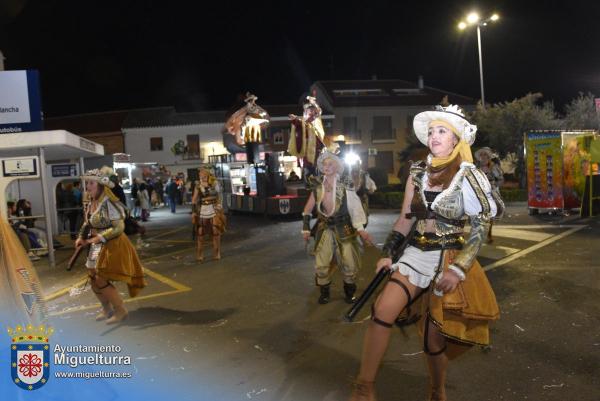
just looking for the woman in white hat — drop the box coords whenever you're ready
[77,166,146,324]
[474,147,504,243]
[350,105,501,401]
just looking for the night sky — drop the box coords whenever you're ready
[1,0,599,117]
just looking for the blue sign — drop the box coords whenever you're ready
[0,70,43,134]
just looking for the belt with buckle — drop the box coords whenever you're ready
[409,233,464,251]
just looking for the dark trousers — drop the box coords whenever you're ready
[168,196,177,213]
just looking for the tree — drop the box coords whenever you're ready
[563,92,600,130]
[469,93,561,156]
[469,93,561,188]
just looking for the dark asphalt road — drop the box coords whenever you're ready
[37,205,600,401]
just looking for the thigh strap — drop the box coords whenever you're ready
[388,277,412,306]
[370,304,393,328]
[423,314,447,355]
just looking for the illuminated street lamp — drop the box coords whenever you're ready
[457,12,500,109]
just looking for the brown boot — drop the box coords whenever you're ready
[349,379,376,401]
[212,235,221,260]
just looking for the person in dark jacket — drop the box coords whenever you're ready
[109,175,128,206]
[165,177,178,213]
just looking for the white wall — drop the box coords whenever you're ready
[332,105,425,146]
[123,123,225,175]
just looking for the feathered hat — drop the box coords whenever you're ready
[413,104,477,146]
[81,166,115,188]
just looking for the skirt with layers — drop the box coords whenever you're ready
[416,249,499,359]
[96,234,146,297]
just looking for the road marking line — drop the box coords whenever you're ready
[44,277,88,302]
[147,239,195,244]
[483,225,587,271]
[490,228,554,242]
[145,225,188,241]
[478,245,521,260]
[48,289,189,317]
[44,245,195,302]
[495,224,582,229]
[145,268,191,291]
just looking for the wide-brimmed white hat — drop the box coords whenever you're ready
[317,150,344,175]
[81,166,115,188]
[413,105,477,146]
[474,147,498,161]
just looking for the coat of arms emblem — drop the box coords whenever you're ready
[279,199,291,214]
[8,324,53,390]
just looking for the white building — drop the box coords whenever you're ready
[311,78,475,183]
[122,107,228,179]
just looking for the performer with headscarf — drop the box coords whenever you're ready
[302,151,374,305]
[474,147,505,243]
[192,167,226,262]
[350,105,502,401]
[77,166,146,324]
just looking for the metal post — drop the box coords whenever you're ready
[477,24,486,110]
[79,157,85,184]
[39,148,55,267]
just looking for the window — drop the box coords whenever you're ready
[376,151,394,173]
[343,116,360,140]
[269,127,289,145]
[186,134,200,159]
[372,116,393,141]
[150,137,163,151]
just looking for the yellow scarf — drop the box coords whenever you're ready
[428,120,473,168]
[103,185,120,203]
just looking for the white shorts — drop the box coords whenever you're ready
[199,204,216,219]
[85,242,103,269]
[391,245,442,288]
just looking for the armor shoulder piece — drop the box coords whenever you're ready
[464,167,492,215]
[409,160,426,188]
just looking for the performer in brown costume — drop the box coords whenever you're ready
[77,167,146,324]
[192,168,226,262]
[350,106,503,401]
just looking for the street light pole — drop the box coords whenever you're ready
[476,25,486,110]
[458,12,499,111]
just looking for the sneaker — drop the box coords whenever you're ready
[28,252,40,261]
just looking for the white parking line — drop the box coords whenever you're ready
[490,228,554,242]
[483,225,587,271]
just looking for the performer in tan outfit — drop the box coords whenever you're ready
[350,106,502,401]
[77,167,146,324]
[192,168,226,262]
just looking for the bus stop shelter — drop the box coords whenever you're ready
[0,130,104,267]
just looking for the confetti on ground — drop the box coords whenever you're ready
[543,383,564,389]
